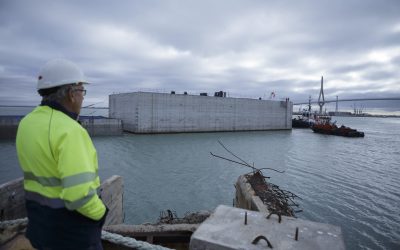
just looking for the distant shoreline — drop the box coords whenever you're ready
[332,114,400,118]
[293,112,400,118]
[0,105,108,109]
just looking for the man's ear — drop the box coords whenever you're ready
[68,88,75,103]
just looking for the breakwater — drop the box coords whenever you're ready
[79,116,123,137]
[109,92,292,133]
[0,116,122,140]
[0,116,21,140]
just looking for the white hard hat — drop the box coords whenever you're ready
[37,59,89,89]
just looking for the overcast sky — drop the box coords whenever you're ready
[1,0,399,111]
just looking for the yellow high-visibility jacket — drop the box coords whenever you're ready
[16,105,106,221]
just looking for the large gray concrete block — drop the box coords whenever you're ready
[190,205,345,250]
[109,92,293,133]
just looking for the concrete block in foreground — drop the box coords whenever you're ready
[190,205,345,250]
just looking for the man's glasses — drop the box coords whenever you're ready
[74,89,87,96]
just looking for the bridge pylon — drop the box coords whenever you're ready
[318,76,325,114]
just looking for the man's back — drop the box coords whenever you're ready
[16,104,107,249]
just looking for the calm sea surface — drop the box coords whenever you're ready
[1,116,399,249]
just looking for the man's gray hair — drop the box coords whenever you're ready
[42,84,74,102]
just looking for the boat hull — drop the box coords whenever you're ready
[312,125,364,137]
[292,118,312,128]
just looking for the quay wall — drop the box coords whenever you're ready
[0,116,122,140]
[80,117,123,136]
[109,92,292,133]
[0,116,21,140]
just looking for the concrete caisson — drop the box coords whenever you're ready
[109,92,292,133]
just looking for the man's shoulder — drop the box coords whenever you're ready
[19,106,49,124]
[52,110,86,134]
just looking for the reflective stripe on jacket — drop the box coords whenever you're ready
[16,105,106,221]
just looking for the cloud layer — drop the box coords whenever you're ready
[1,0,399,111]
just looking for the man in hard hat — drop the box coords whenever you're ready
[16,59,107,249]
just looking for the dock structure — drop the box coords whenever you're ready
[1,174,346,249]
[0,116,21,140]
[0,116,122,140]
[0,176,124,226]
[190,205,345,250]
[109,92,293,133]
[79,116,123,137]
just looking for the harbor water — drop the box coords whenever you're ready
[0,116,399,249]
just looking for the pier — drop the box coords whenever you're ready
[1,174,346,250]
[0,115,122,140]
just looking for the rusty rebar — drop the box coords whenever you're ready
[252,235,273,248]
[217,140,253,166]
[210,141,301,217]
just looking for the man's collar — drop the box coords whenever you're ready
[41,100,79,120]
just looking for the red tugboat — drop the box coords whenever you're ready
[311,117,365,137]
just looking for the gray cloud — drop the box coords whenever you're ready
[363,70,397,81]
[330,63,377,74]
[391,55,400,65]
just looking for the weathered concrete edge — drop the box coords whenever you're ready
[0,175,124,226]
[235,174,269,214]
[104,223,199,234]
[190,205,346,250]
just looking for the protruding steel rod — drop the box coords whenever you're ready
[210,152,252,168]
[266,212,282,223]
[217,140,254,169]
[211,152,284,173]
[252,235,273,248]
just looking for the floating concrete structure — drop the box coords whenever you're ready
[109,92,292,133]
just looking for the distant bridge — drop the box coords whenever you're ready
[293,97,400,105]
